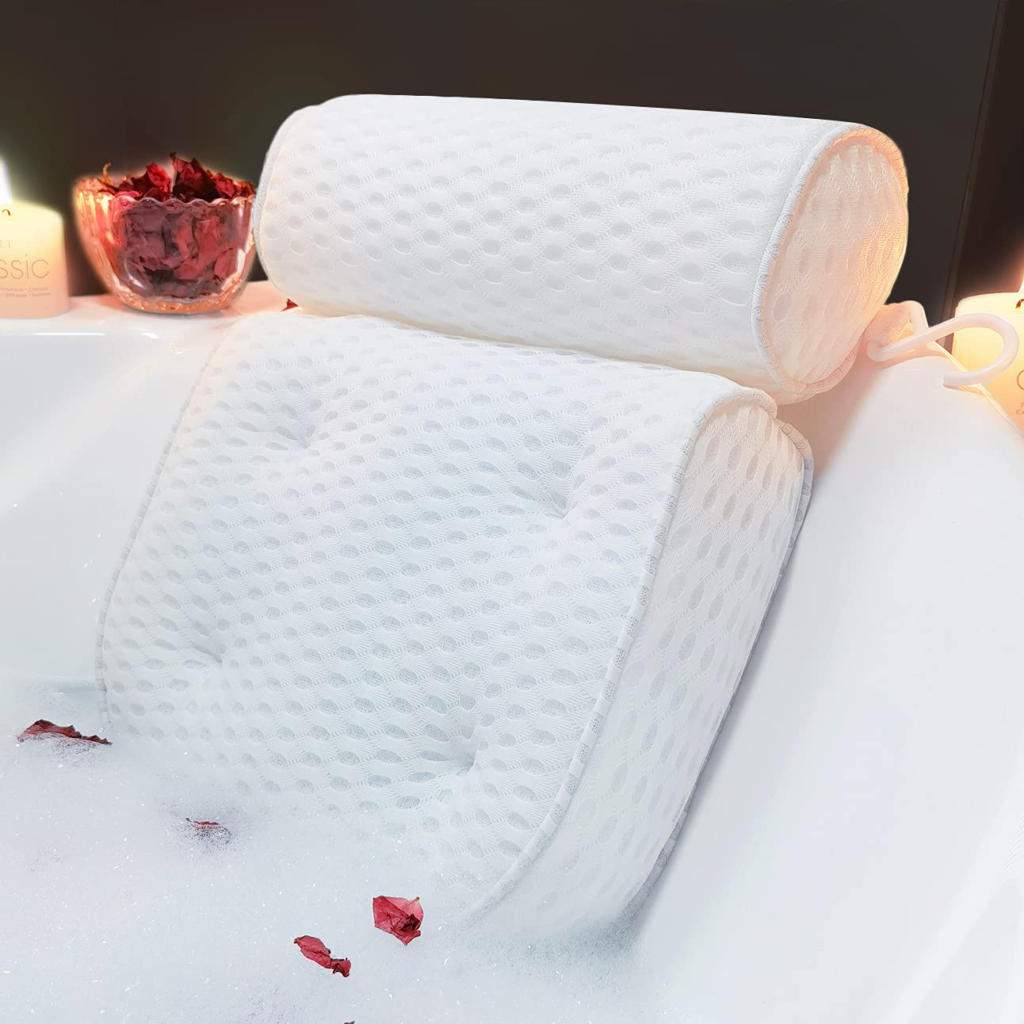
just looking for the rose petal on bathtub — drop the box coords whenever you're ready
[17,720,111,745]
[372,895,423,945]
[185,818,231,842]
[294,935,351,976]
[283,298,298,311]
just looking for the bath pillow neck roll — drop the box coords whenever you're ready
[254,94,908,403]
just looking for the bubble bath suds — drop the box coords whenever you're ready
[0,680,672,1022]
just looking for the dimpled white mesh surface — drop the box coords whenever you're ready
[98,313,811,931]
[255,94,906,402]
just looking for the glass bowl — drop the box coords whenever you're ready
[73,177,255,314]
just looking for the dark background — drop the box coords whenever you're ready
[4,0,1020,319]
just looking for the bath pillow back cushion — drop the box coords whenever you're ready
[254,94,907,403]
[98,313,811,933]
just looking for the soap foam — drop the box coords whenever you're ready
[0,679,670,1023]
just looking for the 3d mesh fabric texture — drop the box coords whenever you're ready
[255,94,907,402]
[99,313,811,931]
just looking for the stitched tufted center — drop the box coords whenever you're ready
[99,312,809,925]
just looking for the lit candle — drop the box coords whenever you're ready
[0,159,70,318]
[952,284,1024,427]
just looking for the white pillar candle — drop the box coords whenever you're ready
[952,290,1024,427]
[0,162,70,319]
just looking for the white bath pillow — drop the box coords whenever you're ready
[254,94,907,402]
[98,313,810,933]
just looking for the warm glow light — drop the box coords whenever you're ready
[952,279,1024,428]
[0,159,11,206]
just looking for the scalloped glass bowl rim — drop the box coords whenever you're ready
[73,177,254,210]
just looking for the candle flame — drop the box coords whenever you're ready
[0,159,11,205]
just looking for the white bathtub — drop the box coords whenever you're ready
[0,286,282,682]
[3,285,1024,1023]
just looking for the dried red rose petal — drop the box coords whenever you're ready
[99,155,253,203]
[372,895,423,945]
[116,163,172,200]
[171,154,217,201]
[18,720,110,745]
[170,154,254,202]
[294,935,351,976]
[99,162,170,200]
[210,170,253,201]
[185,818,231,841]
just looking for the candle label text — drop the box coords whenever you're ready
[0,256,51,280]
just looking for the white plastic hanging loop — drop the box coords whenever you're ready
[863,299,1020,388]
